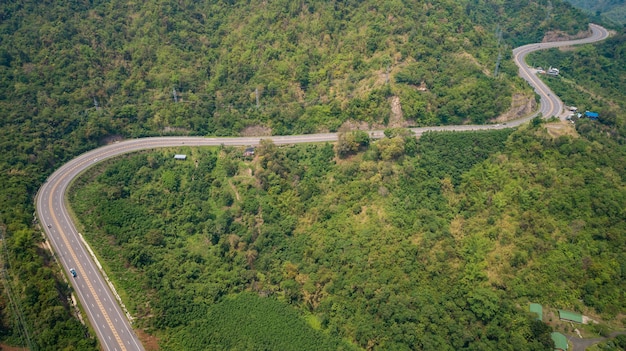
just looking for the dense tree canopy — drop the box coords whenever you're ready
[0,0,612,349]
[69,124,625,349]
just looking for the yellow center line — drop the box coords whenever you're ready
[514,50,555,118]
[48,174,127,351]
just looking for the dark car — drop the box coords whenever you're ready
[70,268,77,277]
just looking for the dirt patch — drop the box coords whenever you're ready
[0,344,28,351]
[136,329,160,351]
[545,120,579,139]
[492,93,536,122]
[543,29,591,42]
[388,96,410,128]
[582,316,598,324]
[240,125,272,137]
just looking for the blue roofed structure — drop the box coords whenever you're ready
[584,111,599,119]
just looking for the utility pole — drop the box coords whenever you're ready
[172,87,178,103]
[93,97,100,111]
[255,87,259,108]
[494,52,502,77]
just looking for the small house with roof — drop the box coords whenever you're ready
[174,154,187,160]
[584,111,599,119]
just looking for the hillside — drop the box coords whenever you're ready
[527,29,626,134]
[68,125,626,350]
[0,0,603,349]
[0,0,588,138]
[563,0,626,25]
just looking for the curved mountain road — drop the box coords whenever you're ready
[35,24,609,351]
[513,23,609,120]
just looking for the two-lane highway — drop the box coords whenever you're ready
[35,24,609,351]
[513,23,610,120]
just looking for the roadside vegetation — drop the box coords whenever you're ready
[68,125,625,350]
[0,0,587,137]
[0,0,616,349]
[527,28,626,136]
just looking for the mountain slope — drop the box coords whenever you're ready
[563,0,626,25]
[0,0,588,137]
[0,0,595,349]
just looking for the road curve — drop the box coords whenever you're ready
[35,24,609,351]
[512,23,610,120]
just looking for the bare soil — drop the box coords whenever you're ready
[543,29,592,42]
[388,96,410,128]
[136,329,160,351]
[240,125,272,136]
[0,344,28,351]
[545,120,579,139]
[492,93,536,122]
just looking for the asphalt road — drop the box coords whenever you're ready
[512,23,610,120]
[35,24,609,351]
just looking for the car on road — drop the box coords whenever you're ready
[47,224,51,228]
[70,268,77,277]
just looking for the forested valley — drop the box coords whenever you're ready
[0,0,622,349]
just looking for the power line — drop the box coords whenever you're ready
[0,228,35,351]
[494,25,504,78]
[494,52,502,77]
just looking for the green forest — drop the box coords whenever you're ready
[67,123,626,350]
[0,0,623,349]
[563,0,626,25]
[0,0,588,138]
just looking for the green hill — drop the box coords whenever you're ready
[563,0,626,25]
[0,0,614,349]
[68,125,625,350]
[0,0,588,139]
